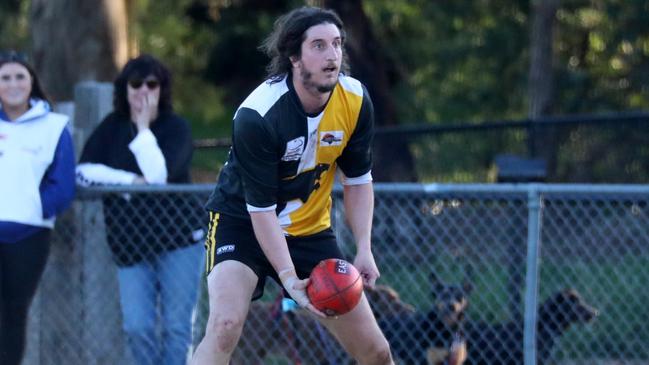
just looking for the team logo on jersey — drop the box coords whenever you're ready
[282,137,305,161]
[319,131,343,146]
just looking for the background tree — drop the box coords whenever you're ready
[0,0,29,51]
[325,0,418,182]
[4,0,649,182]
[529,0,559,175]
[29,0,132,101]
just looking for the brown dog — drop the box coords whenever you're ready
[230,284,416,365]
[463,288,598,365]
[380,278,472,365]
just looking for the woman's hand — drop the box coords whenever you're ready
[131,92,159,132]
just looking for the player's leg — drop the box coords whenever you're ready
[287,232,393,364]
[190,260,257,365]
[318,293,393,365]
[192,212,276,364]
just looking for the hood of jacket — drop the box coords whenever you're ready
[0,98,51,124]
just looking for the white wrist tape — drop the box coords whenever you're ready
[278,267,296,282]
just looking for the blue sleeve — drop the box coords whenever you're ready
[40,128,76,219]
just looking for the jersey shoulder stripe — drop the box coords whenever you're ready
[337,74,364,98]
[236,78,290,118]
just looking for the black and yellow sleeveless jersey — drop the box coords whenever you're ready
[205,73,374,236]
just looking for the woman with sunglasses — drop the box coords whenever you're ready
[76,54,203,365]
[0,51,76,365]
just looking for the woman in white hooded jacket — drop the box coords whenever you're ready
[0,51,75,365]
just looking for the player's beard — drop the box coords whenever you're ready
[301,67,337,94]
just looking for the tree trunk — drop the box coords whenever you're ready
[29,0,131,101]
[324,0,417,182]
[528,0,559,175]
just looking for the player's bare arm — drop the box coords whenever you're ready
[249,210,325,317]
[343,182,380,288]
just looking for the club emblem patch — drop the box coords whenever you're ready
[282,137,305,161]
[320,131,343,146]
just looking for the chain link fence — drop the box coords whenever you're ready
[23,184,649,365]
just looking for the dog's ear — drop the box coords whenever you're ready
[564,288,581,301]
[380,285,399,300]
[430,271,442,285]
[555,288,580,306]
[430,271,444,298]
[463,264,476,295]
[462,280,473,295]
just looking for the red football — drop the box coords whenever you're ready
[307,258,364,316]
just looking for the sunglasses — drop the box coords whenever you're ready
[128,78,160,89]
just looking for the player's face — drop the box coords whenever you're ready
[0,62,32,111]
[294,22,342,94]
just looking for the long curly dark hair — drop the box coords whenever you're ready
[113,54,173,118]
[0,50,51,105]
[260,6,350,84]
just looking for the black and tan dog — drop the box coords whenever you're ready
[463,288,598,365]
[379,276,472,365]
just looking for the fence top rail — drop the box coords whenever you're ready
[419,183,649,194]
[77,184,217,195]
[373,111,649,138]
[77,183,649,196]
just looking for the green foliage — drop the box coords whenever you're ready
[132,0,304,178]
[132,0,234,177]
[6,0,648,181]
[0,1,30,52]
[555,0,649,113]
[134,0,232,130]
[362,1,649,182]
[364,0,530,124]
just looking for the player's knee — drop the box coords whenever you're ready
[362,338,393,365]
[205,312,246,352]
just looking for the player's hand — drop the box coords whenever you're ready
[353,249,380,288]
[279,269,326,318]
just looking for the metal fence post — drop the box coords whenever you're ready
[23,100,84,365]
[71,81,114,154]
[73,82,130,365]
[523,185,543,365]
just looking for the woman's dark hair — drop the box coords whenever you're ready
[113,54,173,117]
[0,50,52,105]
[260,7,349,83]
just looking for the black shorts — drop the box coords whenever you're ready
[204,212,344,300]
